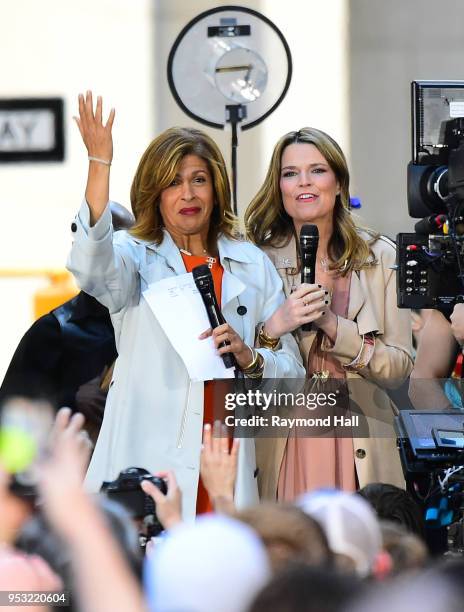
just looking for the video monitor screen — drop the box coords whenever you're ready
[412,80,464,165]
[436,430,464,449]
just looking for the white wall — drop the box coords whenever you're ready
[261,0,349,175]
[0,0,155,378]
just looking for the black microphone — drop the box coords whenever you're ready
[300,224,319,332]
[192,264,236,370]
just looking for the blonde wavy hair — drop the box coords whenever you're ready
[130,127,237,251]
[245,127,377,273]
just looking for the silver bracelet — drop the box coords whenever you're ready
[88,156,111,166]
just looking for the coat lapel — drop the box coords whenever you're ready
[347,271,365,321]
[349,268,383,335]
[217,237,250,309]
[221,268,246,309]
[136,231,187,286]
[154,231,188,275]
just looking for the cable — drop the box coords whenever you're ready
[438,465,464,492]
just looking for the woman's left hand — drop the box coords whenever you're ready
[199,323,253,369]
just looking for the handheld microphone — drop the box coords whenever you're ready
[300,224,319,332]
[192,264,236,370]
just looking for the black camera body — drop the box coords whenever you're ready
[397,81,464,310]
[396,232,464,309]
[100,466,167,521]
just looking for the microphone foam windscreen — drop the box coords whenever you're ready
[192,264,212,282]
[300,224,319,239]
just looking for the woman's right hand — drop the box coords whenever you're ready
[74,91,115,225]
[263,283,328,338]
[74,91,115,162]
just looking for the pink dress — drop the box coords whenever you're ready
[277,273,357,500]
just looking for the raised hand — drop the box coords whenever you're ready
[74,91,115,163]
[38,408,92,539]
[200,421,239,513]
[74,91,115,224]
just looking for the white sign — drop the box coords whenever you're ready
[0,110,56,152]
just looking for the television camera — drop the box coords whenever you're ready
[397,81,464,312]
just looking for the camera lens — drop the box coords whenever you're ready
[429,166,449,201]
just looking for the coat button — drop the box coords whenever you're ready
[355,448,366,459]
[71,222,77,232]
[237,305,247,316]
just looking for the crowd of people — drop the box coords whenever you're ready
[1,407,463,612]
[1,90,464,611]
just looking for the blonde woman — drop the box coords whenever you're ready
[67,92,304,520]
[245,127,413,501]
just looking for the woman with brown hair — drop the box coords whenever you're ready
[67,92,304,520]
[245,127,413,501]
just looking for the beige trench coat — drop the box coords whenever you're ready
[256,233,414,499]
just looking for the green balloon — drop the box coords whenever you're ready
[0,428,37,473]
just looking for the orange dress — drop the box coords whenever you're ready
[180,252,224,514]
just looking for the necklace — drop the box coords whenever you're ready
[311,330,330,381]
[179,248,217,269]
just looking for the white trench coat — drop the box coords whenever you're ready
[67,202,305,520]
